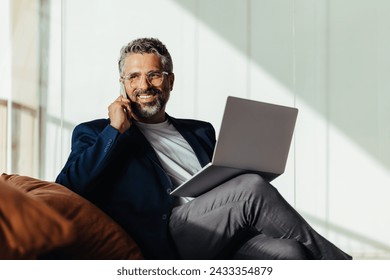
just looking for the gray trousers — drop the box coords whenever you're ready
[169,174,352,260]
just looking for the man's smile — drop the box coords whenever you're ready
[136,94,157,104]
[137,94,156,102]
[133,88,162,105]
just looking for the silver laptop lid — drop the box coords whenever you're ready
[213,96,298,175]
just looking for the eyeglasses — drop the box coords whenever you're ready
[122,71,169,88]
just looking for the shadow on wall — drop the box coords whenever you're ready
[173,0,390,171]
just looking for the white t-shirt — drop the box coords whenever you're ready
[136,119,202,205]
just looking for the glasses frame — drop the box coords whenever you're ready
[122,71,169,89]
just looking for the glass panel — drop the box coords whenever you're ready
[0,0,61,180]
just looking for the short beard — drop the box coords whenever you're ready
[131,88,165,119]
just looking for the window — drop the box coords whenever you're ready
[0,0,62,180]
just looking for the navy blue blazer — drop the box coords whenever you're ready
[56,114,216,259]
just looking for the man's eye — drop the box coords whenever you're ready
[148,72,161,78]
[129,74,140,80]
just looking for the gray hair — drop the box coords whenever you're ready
[118,38,173,76]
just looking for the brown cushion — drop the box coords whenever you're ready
[1,174,143,260]
[0,177,75,259]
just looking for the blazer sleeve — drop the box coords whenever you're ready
[55,121,120,195]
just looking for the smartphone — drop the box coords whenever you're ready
[120,83,127,99]
[120,83,130,115]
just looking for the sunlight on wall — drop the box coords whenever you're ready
[295,97,390,258]
[328,123,390,245]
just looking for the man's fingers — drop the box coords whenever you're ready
[108,97,133,134]
[123,103,132,115]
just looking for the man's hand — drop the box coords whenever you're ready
[108,95,133,134]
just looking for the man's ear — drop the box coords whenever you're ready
[169,73,175,91]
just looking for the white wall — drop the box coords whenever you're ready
[56,0,390,259]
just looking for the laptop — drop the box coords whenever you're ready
[169,96,298,197]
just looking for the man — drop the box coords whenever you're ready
[56,37,351,260]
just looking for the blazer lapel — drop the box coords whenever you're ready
[124,125,173,188]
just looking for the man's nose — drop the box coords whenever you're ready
[138,75,150,90]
